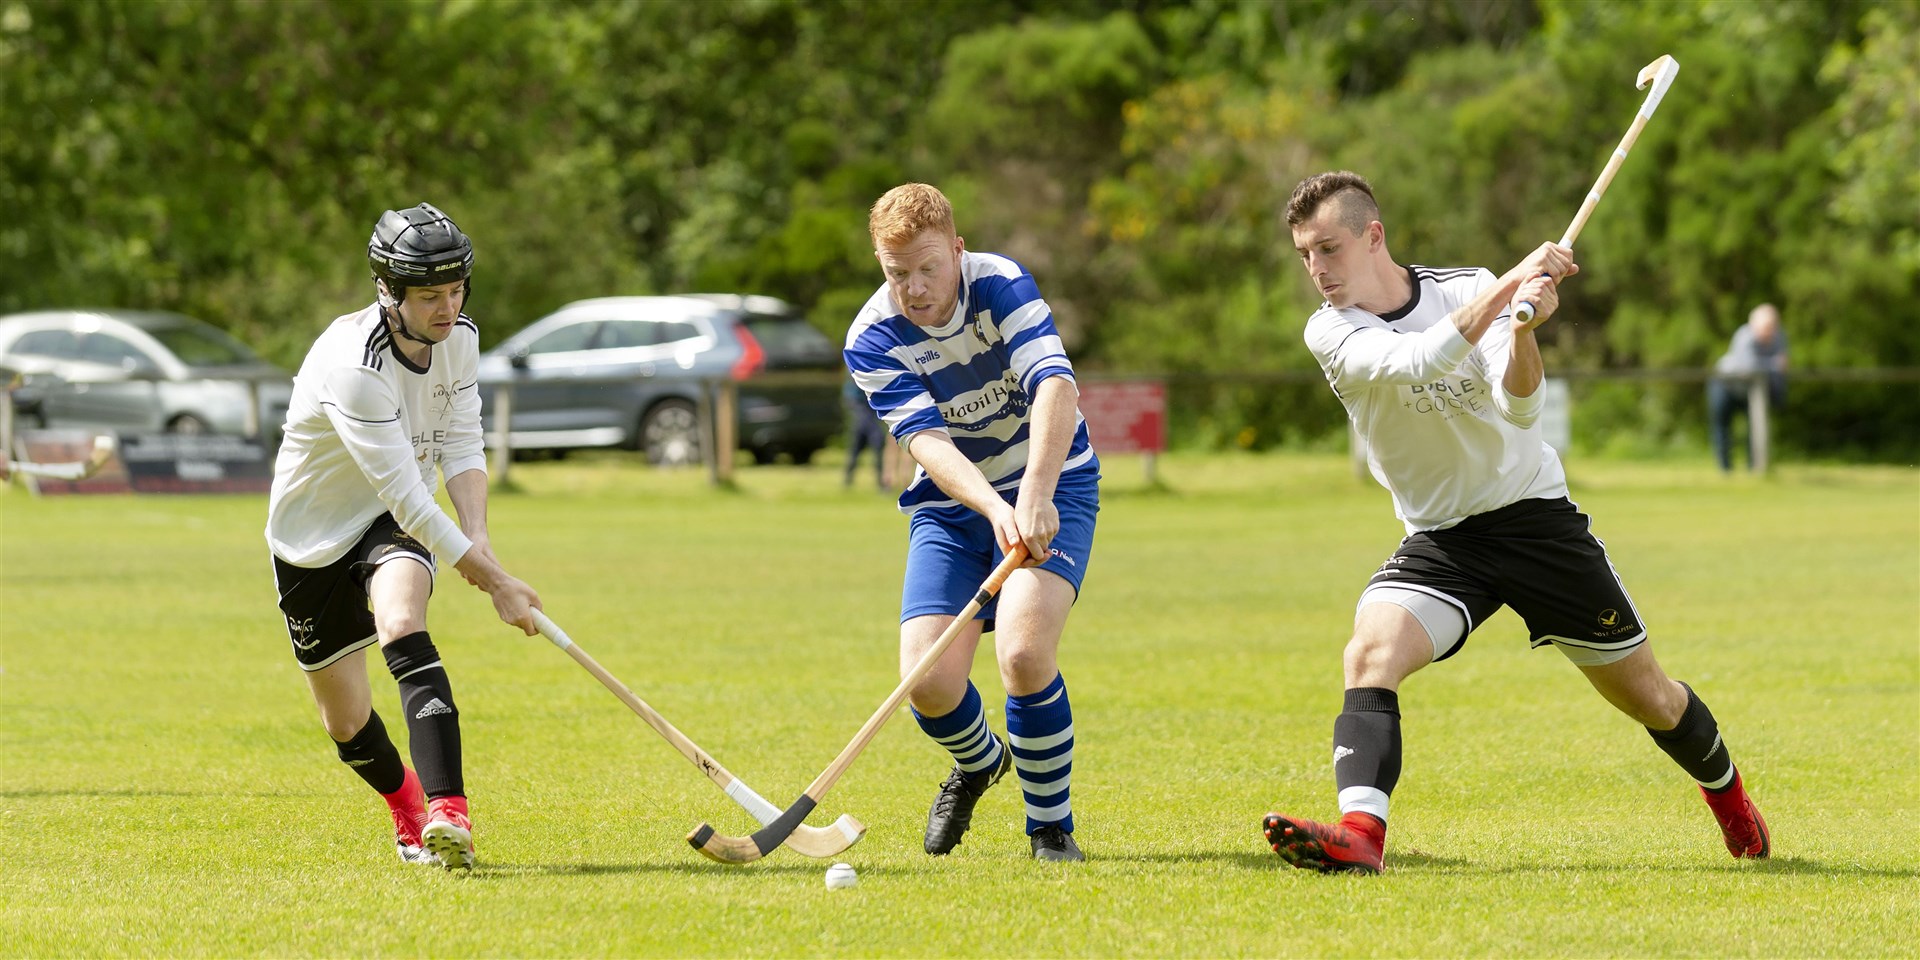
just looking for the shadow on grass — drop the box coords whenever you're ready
[1105,847,1916,880]
[0,788,310,799]
[469,861,916,879]
[1388,852,1917,879]
[1099,848,1285,871]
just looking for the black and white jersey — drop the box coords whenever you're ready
[1304,264,1568,532]
[266,304,486,567]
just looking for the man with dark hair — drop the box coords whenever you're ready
[1263,171,1770,874]
[266,202,541,871]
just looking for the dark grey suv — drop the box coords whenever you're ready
[477,295,842,466]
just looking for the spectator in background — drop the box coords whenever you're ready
[1708,304,1789,473]
[843,372,888,489]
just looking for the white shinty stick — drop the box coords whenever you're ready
[5,435,117,481]
[688,545,1030,864]
[1515,54,1679,325]
[529,609,866,859]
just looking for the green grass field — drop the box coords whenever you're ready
[2,452,1915,957]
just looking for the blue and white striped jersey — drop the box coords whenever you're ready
[845,251,1097,513]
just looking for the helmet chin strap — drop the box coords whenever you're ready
[388,308,438,346]
[378,283,439,347]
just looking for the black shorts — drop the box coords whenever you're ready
[1366,496,1647,662]
[272,513,435,671]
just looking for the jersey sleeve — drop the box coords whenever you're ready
[982,272,1075,396]
[1303,306,1474,393]
[439,326,488,481]
[1457,270,1544,427]
[1477,316,1544,427]
[319,363,473,565]
[845,317,947,442]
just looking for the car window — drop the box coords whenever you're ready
[596,320,657,349]
[656,321,702,345]
[742,313,838,365]
[10,329,82,359]
[146,323,257,365]
[79,333,159,371]
[527,321,602,355]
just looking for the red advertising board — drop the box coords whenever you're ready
[1077,380,1166,454]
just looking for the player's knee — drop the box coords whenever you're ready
[997,647,1056,696]
[319,706,369,743]
[1342,631,1422,687]
[907,674,967,717]
[1623,678,1688,729]
[374,609,427,644]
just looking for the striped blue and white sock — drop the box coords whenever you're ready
[1007,672,1074,835]
[912,681,1006,775]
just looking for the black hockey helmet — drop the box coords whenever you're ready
[367,203,473,301]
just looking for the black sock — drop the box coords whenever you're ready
[1646,681,1736,790]
[1333,687,1401,823]
[382,631,463,799]
[334,709,406,795]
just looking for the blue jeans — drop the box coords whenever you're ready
[1708,377,1784,472]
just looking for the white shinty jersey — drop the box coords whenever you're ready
[844,251,1097,513]
[1304,264,1569,532]
[266,304,487,567]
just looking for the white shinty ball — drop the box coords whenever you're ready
[823,862,857,890]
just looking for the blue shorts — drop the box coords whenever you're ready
[900,469,1099,628]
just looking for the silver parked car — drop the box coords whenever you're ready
[477,295,842,466]
[0,310,292,436]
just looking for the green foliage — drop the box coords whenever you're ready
[2,0,1913,455]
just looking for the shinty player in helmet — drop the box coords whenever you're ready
[265,202,542,870]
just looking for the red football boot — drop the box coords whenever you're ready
[1700,771,1770,859]
[422,795,475,871]
[1261,810,1385,874]
[382,767,435,865]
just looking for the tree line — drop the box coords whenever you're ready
[3,0,1913,456]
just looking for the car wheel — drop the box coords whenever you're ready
[641,399,702,467]
[750,445,779,466]
[167,414,210,435]
[788,444,819,466]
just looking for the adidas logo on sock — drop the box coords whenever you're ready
[1333,745,1355,765]
[344,758,374,767]
[415,698,452,719]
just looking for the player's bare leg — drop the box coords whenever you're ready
[1265,604,1430,874]
[996,567,1082,861]
[305,651,434,864]
[901,615,987,719]
[1581,645,1769,858]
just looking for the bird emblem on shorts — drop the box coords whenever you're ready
[287,616,319,651]
[1598,609,1620,628]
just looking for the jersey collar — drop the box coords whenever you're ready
[377,305,433,374]
[896,275,971,338]
[1374,265,1422,323]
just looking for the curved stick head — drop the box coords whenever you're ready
[687,794,819,865]
[687,822,769,864]
[784,815,868,859]
[1633,54,1679,119]
[1637,54,1678,93]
